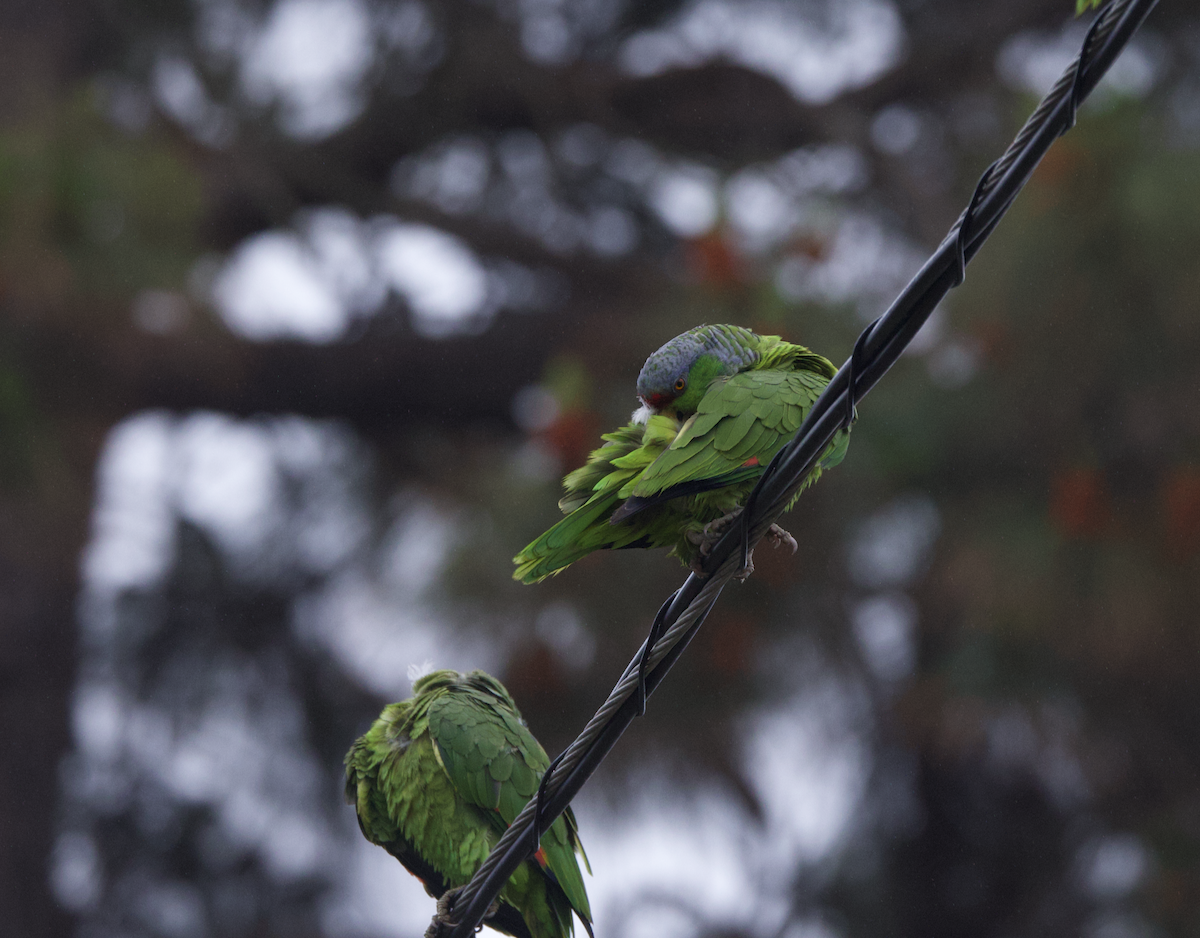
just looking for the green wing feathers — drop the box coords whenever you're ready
[427,686,592,927]
[556,423,647,513]
[513,416,680,583]
[625,370,828,499]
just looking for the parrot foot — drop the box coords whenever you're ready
[732,524,794,580]
[765,523,798,554]
[687,510,755,579]
[689,515,796,580]
[700,509,744,544]
[425,887,499,938]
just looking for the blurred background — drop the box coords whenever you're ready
[2,0,1199,936]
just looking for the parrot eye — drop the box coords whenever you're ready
[673,378,686,392]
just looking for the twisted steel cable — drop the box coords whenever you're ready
[434,0,1161,933]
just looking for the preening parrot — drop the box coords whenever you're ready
[513,324,848,583]
[344,669,592,938]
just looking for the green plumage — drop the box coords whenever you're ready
[513,324,848,583]
[344,670,592,938]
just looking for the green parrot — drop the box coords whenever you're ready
[513,324,848,583]
[344,669,592,938]
[1076,0,1101,13]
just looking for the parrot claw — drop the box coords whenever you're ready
[697,509,744,552]
[690,509,758,579]
[766,523,797,554]
[692,515,795,580]
[732,524,793,580]
[426,887,499,938]
[689,510,740,567]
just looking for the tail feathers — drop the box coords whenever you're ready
[546,881,592,938]
[485,902,536,938]
[513,495,642,583]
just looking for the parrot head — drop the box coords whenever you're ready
[411,669,523,714]
[411,669,462,696]
[636,325,760,417]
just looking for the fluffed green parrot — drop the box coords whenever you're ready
[513,324,848,583]
[1076,0,1101,13]
[345,669,592,938]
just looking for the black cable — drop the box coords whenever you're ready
[738,441,790,575]
[435,1,1160,933]
[845,318,878,427]
[530,749,567,855]
[1067,11,1109,132]
[634,589,679,716]
[955,162,997,287]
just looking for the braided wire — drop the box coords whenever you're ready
[436,0,1160,933]
[977,0,1120,205]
